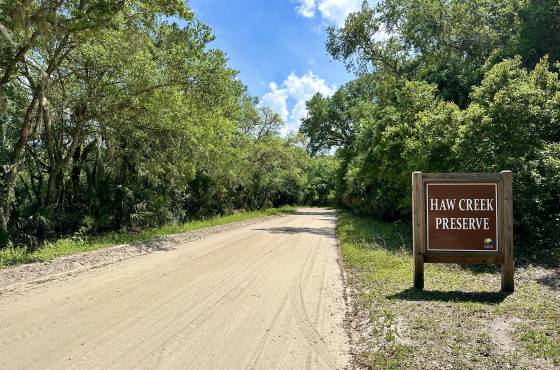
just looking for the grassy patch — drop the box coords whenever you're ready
[337,211,560,369]
[518,327,560,361]
[0,206,296,268]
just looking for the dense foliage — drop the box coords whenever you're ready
[301,0,560,264]
[0,1,335,249]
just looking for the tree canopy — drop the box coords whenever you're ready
[0,1,335,249]
[301,0,560,264]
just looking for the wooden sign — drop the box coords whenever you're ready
[412,172,514,292]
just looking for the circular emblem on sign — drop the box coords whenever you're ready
[483,238,495,249]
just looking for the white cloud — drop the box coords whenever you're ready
[294,0,363,26]
[284,71,335,101]
[290,99,310,124]
[296,0,316,18]
[294,0,390,41]
[261,82,290,122]
[260,71,336,132]
[317,0,363,26]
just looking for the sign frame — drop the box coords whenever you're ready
[412,171,514,292]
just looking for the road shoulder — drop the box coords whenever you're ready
[0,214,285,295]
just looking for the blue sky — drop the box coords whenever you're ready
[187,0,365,131]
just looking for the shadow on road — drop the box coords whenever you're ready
[293,210,336,216]
[253,226,335,237]
[387,287,512,304]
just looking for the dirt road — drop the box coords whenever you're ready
[0,208,349,369]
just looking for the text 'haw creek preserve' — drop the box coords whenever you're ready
[430,197,495,231]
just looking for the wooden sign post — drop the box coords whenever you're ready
[412,171,514,292]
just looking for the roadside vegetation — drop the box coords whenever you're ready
[310,0,560,369]
[0,205,296,268]
[4,1,557,266]
[304,2,560,366]
[337,211,560,369]
[301,0,560,265]
[0,2,337,256]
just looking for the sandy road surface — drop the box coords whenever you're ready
[0,208,349,369]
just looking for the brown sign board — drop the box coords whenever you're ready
[411,172,514,292]
[426,183,498,252]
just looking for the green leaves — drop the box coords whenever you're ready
[304,0,560,263]
[0,0,324,244]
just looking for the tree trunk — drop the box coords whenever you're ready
[71,145,81,203]
[0,22,71,232]
[0,89,40,232]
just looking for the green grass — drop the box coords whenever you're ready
[337,211,560,369]
[519,328,560,361]
[0,206,296,268]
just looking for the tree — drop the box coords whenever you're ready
[300,75,375,153]
[253,107,284,141]
[457,57,560,259]
[518,0,560,69]
[0,0,138,233]
[302,0,560,263]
